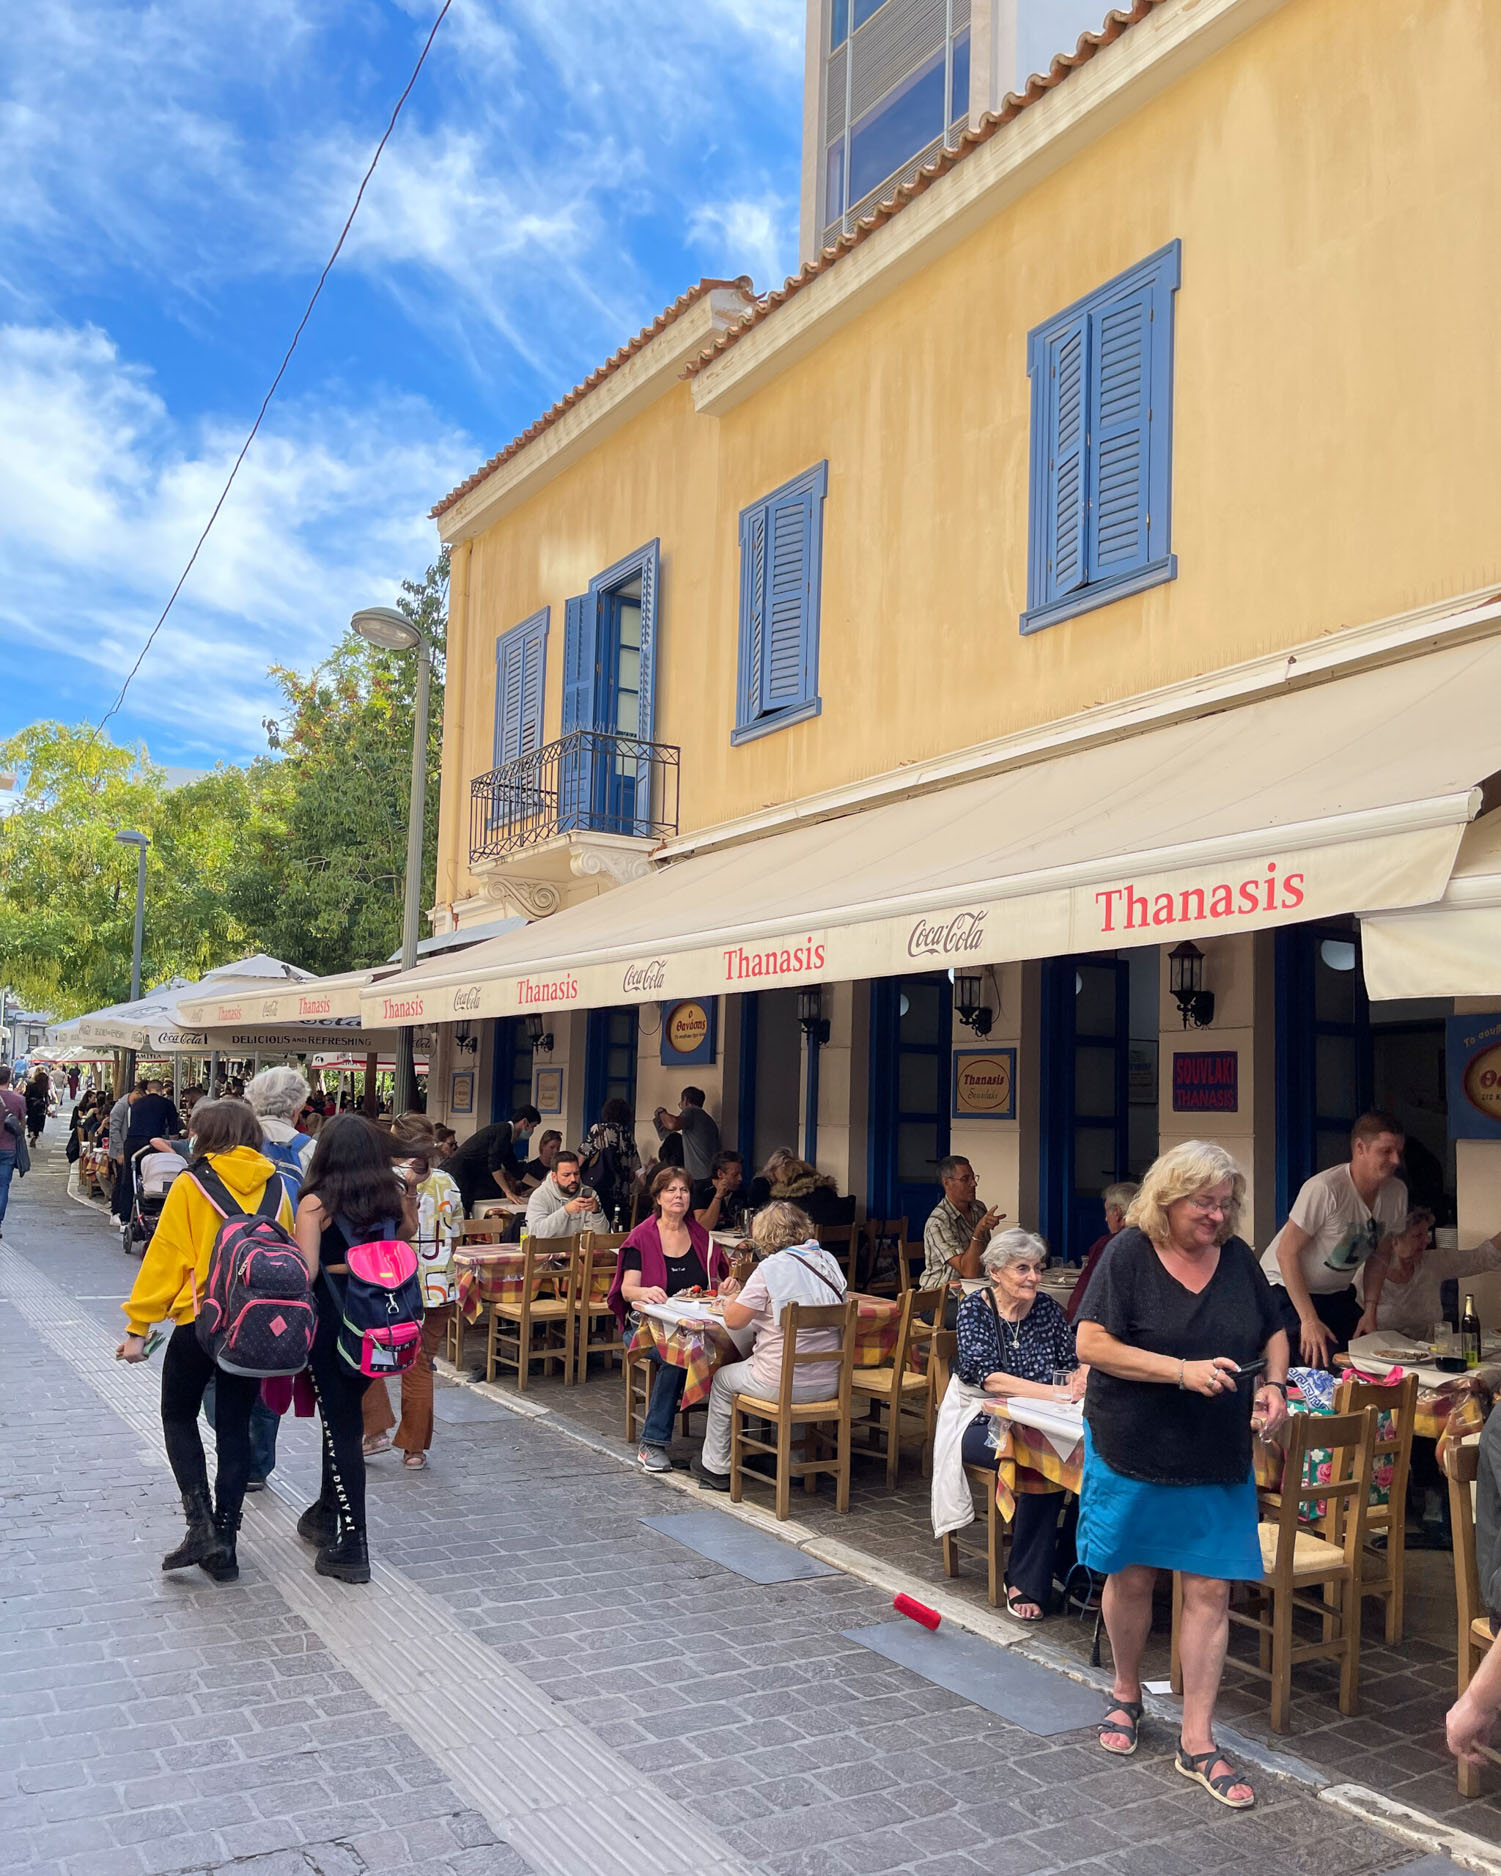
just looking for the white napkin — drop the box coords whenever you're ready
[992,1396,1084,1461]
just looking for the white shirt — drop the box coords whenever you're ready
[1261,1163,1407,1297]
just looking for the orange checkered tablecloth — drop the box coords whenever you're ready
[454,1247,571,1321]
[627,1292,902,1411]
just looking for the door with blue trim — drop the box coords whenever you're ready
[1041,957,1130,1264]
[1274,923,1373,1221]
[583,1008,638,1130]
[868,974,952,1224]
[595,580,642,830]
[489,1018,534,1125]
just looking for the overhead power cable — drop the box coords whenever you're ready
[95,0,454,738]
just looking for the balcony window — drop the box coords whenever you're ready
[824,141,845,228]
[830,0,849,50]
[950,26,969,124]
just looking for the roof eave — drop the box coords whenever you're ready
[687,0,1288,416]
[436,283,756,546]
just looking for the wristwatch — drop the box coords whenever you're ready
[1263,1379,1289,1396]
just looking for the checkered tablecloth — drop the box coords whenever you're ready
[455,1247,571,1321]
[627,1292,903,1411]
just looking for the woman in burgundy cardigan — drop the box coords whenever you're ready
[609,1165,731,1474]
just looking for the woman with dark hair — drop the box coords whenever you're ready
[115,1098,296,1583]
[25,1068,51,1146]
[609,1165,729,1474]
[292,1113,415,1583]
[579,1097,641,1224]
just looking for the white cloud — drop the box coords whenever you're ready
[688,194,799,294]
[0,321,472,754]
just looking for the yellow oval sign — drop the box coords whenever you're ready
[666,1001,710,1054]
[1463,1043,1501,1123]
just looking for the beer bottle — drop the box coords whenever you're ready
[1462,1292,1483,1369]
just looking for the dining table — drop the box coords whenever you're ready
[628,1289,904,1410]
[454,1244,572,1321]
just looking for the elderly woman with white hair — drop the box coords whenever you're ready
[950,1228,1082,1621]
[244,1067,315,1183]
[1076,1139,1288,1811]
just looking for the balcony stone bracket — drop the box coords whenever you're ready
[467,829,657,921]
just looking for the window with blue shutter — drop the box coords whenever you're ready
[493,609,548,767]
[1023,241,1180,635]
[733,462,828,745]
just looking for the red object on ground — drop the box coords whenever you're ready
[893,1593,941,1630]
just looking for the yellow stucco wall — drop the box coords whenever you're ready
[438,0,1501,908]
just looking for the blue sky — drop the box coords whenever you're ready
[0,0,803,769]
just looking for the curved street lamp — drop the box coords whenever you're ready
[350,606,430,1115]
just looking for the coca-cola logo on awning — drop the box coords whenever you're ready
[452,986,482,1013]
[907,910,987,959]
[622,959,667,995]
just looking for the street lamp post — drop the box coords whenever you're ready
[114,830,150,1089]
[350,605,430,1116]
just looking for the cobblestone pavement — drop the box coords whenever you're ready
[0,1134,1437,1876]
[459,1289,1501,1845]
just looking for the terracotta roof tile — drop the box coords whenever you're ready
[432,276,756,518]
[682,3,1166,380]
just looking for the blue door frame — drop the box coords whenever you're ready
[1274,924,1373,1221]
[866,974,953,1224]
[1039,956,1130,1264]
[489,1018,534,1126]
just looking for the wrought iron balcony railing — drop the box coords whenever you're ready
[470,730,681,865]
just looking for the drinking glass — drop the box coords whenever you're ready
[1431,1321,1454,1359]
[1052,1367,1076,1401]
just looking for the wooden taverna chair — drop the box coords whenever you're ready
[850,1287,942,1489]
[1332,1370,1418,1642]
[1444,1439,1494,1799]
[729,1299,858,1521]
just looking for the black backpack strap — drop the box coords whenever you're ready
[189,1163,246,1220]
[253,1174,284,1222]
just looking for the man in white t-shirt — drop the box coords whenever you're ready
[1262,1110,1407,1369]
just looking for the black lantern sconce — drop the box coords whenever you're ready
[453,1021,478,1056]
[524,1013,554,1054]
[953,969,993,1037]
[797,986,830,1046]
[1168,941,1215,1029]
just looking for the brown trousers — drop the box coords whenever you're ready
[361,1308,448,1455]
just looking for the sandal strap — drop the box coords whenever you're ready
[1180,1745,1250,1796]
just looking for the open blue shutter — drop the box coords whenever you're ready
[634,540,659,747]
[493,633,525,767]
[739,507,768,725]
[760,490,815,714]
[1046,316,1088,601]
[518,616,546,756]
[1088,288,1151,578]
[559,594,594,829]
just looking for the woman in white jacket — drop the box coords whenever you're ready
[690,1202,847,1490]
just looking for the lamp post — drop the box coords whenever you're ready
[350,605,430,1115]
[114,830,150,1088]
[797,987,830,1167]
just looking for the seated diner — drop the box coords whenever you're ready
[949,1227,1082,1621]
[610,1166,729,1475]
[690,1201,849,1493]
[1358,1205,1501,1342]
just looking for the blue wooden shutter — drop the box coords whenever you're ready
[1045,316,1088,601]
[634,540,659,747]
[559,593,594,828]
[493,632,523,768]
[518,614,546,756]
[1088,288,1152,578]
[738,506,768,725]
[760,490,815,714]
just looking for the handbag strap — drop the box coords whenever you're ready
[782,1250,846,1300]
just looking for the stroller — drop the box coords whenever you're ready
[123,1145,185,1257]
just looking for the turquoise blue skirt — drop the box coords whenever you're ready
[1077,1426,1262,1581]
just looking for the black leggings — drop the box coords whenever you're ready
[309,1294,368,1534]
[160,1324,259,1521]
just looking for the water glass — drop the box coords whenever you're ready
[1052,1367,1076,1401]
[1431,1321,1454,1359]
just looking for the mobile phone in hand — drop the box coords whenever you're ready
[1231,1357,1267,1379]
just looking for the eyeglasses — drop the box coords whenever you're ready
[1185,1196,1228,1217]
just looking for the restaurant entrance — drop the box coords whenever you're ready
[1275,919,1454,1225]
[736,990,802,1171]
[583,1007,638,1128]
[867,973,953,1224]
[1040,950,1160,1264]
[489,1016,533,1125]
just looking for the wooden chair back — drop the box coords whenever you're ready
[895,1286,944,1373]
[576,1229,627,1292]
[896,1240,928,1294]
[777,1300,857,1412]
[931,1329,958,1393]
[861,1215,909,1292]
[817,1223,858,1282]
[460,1216,509,1244]
[1446,1440,1485,1665]
[1332,1371,1418,1524]
[1271,1407,1378,1575]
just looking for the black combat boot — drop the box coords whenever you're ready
[161,1487,221,1571]
[315,1526,371,1584]
[296,1497,338,1546]
[200,1504,241,1584]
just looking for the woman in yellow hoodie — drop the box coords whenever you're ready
[116,1098,297,1584]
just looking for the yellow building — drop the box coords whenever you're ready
[367,0,1501,1300]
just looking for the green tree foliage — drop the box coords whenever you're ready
[223,551,448,977]
[0,725,257,1013]
[0,551,448,1012]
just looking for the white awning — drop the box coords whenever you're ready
[178,966,397,1029]
[1361,808,1501,1000]
[362,636,1501,1026]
